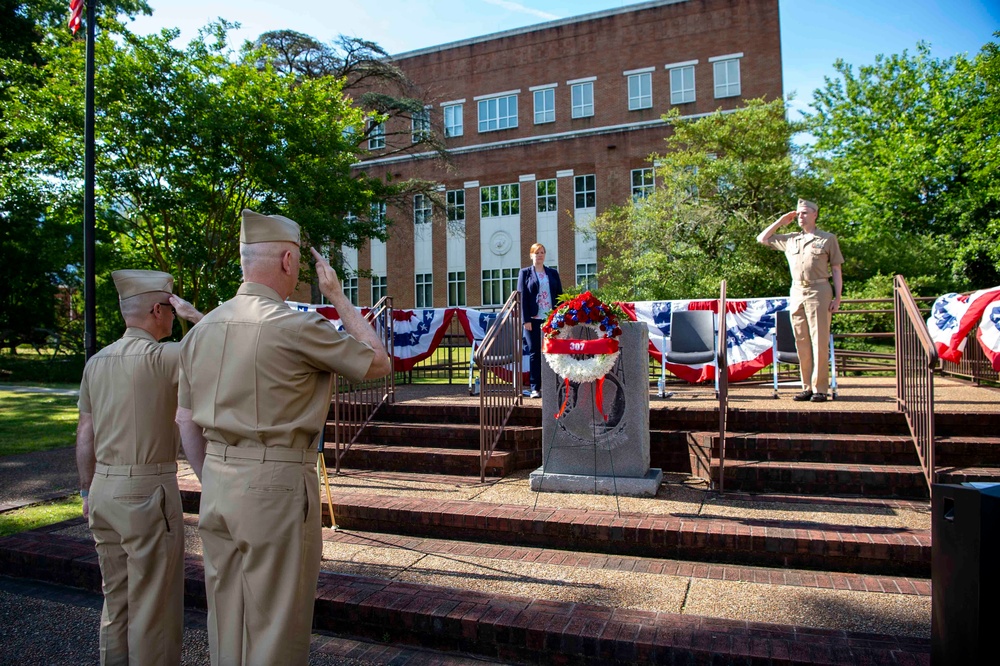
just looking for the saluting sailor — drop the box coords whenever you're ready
[757,198,845,402]
[176,209,391,665]
[76,269,204,665]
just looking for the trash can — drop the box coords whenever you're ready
[931,482,1000,665]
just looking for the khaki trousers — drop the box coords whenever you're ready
[199,447,321,666]
[88,467,184,666]
[789,281,833,394]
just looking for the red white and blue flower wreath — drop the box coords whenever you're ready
[542,292,622,420]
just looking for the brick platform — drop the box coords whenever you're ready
[0,525,930,665]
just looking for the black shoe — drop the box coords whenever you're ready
[810,393,827,402]
[792,390,813,401]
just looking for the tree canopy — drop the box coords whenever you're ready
[2,16,424,345]
[593,98,820,301]
[806,39,1000,292]
[594,36,1000,304]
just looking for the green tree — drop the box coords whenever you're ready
[0,0,150,351]
[806,40,1000,292]
[3,20,404,344]
[594,98,819,302]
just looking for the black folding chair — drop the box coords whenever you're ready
[771,309,838,399]
[666,309,719,397]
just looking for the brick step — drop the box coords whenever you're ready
[347,397,1000,436]
[0,527,930,666]
[175,472,932,576]
[322,444,515,477]
[651,406,1000,437]
[328,422,541,451]
[324,491,930,577]
[710,459,1000,499]
[697,433,1000,466]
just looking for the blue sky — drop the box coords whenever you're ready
[127,0,999,119]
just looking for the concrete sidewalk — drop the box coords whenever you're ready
[0,446,78,512]
[0,576,505,666]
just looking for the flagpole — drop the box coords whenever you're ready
[83,0,97,360]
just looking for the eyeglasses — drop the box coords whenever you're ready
[150,302,176,315]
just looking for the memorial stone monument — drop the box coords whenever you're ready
[529,321,663,496]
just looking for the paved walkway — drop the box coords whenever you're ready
[0,576,507,666]
[0,446,78,512]
[0,383,79,396]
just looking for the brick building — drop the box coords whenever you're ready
[344,0,782,309]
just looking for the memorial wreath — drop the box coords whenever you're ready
[542,293,624,419]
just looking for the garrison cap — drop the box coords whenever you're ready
[112,270,174,300]
[240,209,301,245]
[797,198,819,212]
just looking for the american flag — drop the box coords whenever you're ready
[69,0,84,34]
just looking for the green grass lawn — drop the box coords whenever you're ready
[0,390,79,457]
[0,496,83,538]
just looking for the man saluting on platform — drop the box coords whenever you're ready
[76,270,203,665]
[757,198,844,402]
[176,210,391,665]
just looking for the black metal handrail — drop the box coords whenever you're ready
[717,280,728,494]
[332,296,395,474]
[475,290,522,482]
[893,275,937,490]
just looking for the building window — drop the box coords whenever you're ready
[631,168,654,201]
[576,263,598,290]
[343,276,359,306]
[413,194,432,225]
[446,189,465,222]
[367,121,385,150]
[571,82,594,118]
[627,73,652,110]
[443,104,463,137]
[574,174,595,209]
[533,88,555,124]
[481,268,519,306]
[713,58,741,98]
[371,275,387,304]
[478,94,518,132]
[370,202,386,226]
[412,109,430,142]
[448,271,466,307]
[415,273,433,308]
[536,179,557,213]
[480,183,520,218]
[670,66,696,104]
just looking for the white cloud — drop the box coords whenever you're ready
[482,0,560,21]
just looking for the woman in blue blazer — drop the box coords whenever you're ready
[517,243,563,398]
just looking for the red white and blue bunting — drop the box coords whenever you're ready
[289,299,790,383]
[292,288,1000,379]
[620,298,788,383]
[926,287,1000,370]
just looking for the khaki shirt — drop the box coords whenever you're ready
[765,229,844,283]
[177,282,375,451]
[78,328,181,465]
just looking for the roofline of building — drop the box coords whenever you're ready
[391,0,689,61]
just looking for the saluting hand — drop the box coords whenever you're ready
[169,295,204,324]
[310,247,343,298]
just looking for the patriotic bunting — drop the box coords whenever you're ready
[288,300,794,383]
[620,298,787,382]
[284,287,1000,381]
[926,287,1000,369]
[455,308,531,381]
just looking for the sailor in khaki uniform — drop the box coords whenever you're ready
[176,209,391,666]
[76,270,204,665]
[758,198,845,402]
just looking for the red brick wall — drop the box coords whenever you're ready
[352,0,782,307]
